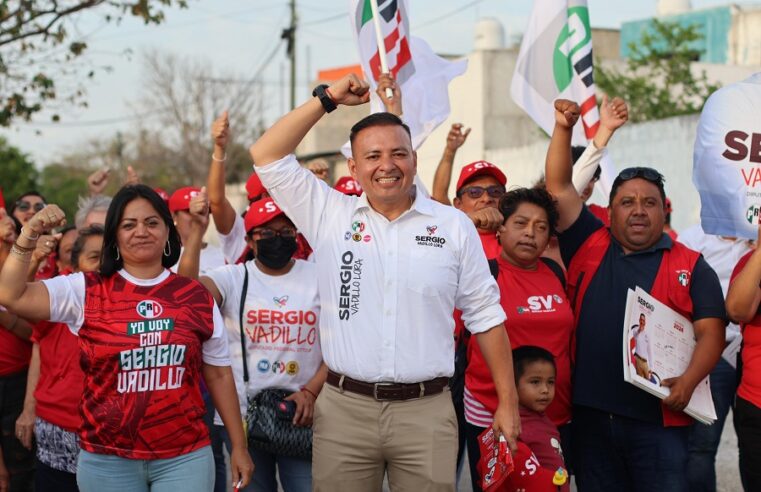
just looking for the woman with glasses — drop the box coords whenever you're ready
[9,192,47,228]
[0,185,253,491]
[462,187,573,491]
[179,196,326,492]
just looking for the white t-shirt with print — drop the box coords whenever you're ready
[205,259,321,422]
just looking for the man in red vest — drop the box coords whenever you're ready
[545,98,727,492]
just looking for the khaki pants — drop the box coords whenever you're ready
[635,354,651,379]
[312,383,457,492]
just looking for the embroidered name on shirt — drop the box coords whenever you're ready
[338,251,363,320]
[415,225,446,248]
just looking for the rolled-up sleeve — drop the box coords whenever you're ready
[202,303,231,366]
[454,214,506,334]
[41,272,86,335]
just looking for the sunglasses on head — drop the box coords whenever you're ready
[458,185,505,200]
[616,167,663,184]
[15,200,46,213]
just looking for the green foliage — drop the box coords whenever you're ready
[0,0,188,127]
[38,163,92,221]
[0,136,39,205]
[595,19,720,123]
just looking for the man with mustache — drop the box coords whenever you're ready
[545,98,726,491]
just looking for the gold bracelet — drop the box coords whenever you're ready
[10,244,33,259]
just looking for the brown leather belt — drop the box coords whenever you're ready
[326,370,449,401]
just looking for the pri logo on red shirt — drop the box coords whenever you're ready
[136,300,164,319]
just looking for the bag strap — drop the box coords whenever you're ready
[487,258,499,280]
[239,264,250,383]
[539,257,566,289]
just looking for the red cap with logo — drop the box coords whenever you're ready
[334,176,363,196]
[168,186,201,213]
[154,187,170,204]
[456,161,507,192]
[244,197,284,233]
[246,173,266,201]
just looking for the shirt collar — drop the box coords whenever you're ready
[610,230,673,256]
[352,185,435,219]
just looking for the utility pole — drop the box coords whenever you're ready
[282,0,297,110]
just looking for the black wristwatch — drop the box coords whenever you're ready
[312,84,337,113]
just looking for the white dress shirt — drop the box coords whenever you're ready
[257,154,506,383]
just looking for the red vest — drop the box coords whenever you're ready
[566,228,700,427]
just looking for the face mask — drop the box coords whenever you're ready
[255,236,297,269]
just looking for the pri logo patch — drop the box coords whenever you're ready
[676,270,690,287]
[273,296,289,308]
[136,300,164,319]
[349,220,370,242]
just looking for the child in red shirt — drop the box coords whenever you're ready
[504,346,569,492]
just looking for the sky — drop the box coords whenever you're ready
[2,0,758,166]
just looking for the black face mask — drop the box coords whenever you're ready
[255,236,298,269]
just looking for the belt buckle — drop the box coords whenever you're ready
[373,382,394,401]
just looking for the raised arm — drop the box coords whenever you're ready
[544,99,582,232]
[432,124,471,205]
[727,231,761,322]
[250,74,370,167]
[375,73,402,117]
[207,111,238,235]
[0,205,67,320]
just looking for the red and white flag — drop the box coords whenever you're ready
[511,0,615,194]
[349,0,467,150]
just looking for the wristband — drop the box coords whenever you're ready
[301,386,318,399]
[20,227,40,241]
[212,153,226,162]
[312,84,337,113]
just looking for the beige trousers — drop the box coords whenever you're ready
[312,383,458,492]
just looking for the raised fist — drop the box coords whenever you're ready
[88,168,110,196]
[0,209,17,245]
[25,205,66,238]
[599,95,629,132]
[376,73,402,116]
[327,74,371,107]
[32,233,61,264]
[469,207,504,232]
[554,99,580,128]
[188,186,210,230]
[212,111,230,149]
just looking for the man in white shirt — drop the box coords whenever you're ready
[249,74,519,491]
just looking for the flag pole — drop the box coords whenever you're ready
[369,0,394,99]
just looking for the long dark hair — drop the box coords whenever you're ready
[100,184,181,277]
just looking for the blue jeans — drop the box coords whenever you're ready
[219,425,311,492]
[202,391,228,492]
[76,447,214,492]
[571,405,689,492]
[687,358,738,492]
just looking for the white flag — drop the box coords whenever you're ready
[348,0,467,151]
[511,0,615,194]
[693,73,761,239]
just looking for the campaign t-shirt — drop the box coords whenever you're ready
[0,320,31,377]
[465,255,573,426]
[517,406,569,492]
[32,320,84,432]
[43,269,230,459]
[479,230,502,260]
[205,260,321,421]
[172,244,227,276]
[733,252,761,407]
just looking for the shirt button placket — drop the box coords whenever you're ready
[380,223,398,380]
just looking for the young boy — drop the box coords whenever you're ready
[504,346,569,491]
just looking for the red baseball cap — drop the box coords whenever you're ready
[168,186,201,213]
[456,161,507,192]
[334,176,363,196]
[246,173,266,201]
[154,187,170,204]
[244,197,284,233]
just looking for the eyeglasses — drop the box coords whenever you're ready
[616,167,664,185]
[458,185,505,200]
[250,227,297,240]
[15,200,46,213]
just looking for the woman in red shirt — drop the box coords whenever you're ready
[464,187,574,492]
[726,241,761,490]
[0,185,254,491]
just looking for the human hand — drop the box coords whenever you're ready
[661,375,697,413]
[15,408,35,450]
[22,205,66,245]
[376,73,402,116]
[285,389,316,427]
[88,168,110,196]
[32,233,61,264]
[188,186,210,230]
[492,400,520,453]
[307,159,329,181]
[125,165,140,185]
[469,207,503,231]
[0,209,17,245]
[229,445,254,489]
[554,99,580,128]
[211,111,230,150]
[446,124,471,152]
[327,74,371,107]
[599,95,628,132]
